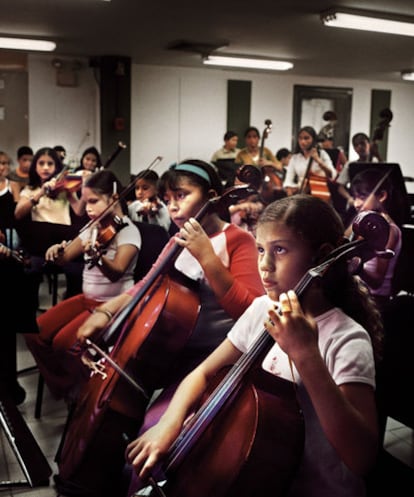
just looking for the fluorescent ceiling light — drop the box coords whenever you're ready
[203,55,293,71]
[321,10,414,37]
[401,71,414,81]
[0,37,56,51]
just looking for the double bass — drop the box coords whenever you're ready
[258,119,285,202]
[141,210,392,497]
[55,182,258,497]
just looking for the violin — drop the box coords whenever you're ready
[145,210,392,497]
[50,173,83,197]
[73,155,163,240]
[136,198,164,219]
[55,182,258,497]
[45,141,127,198]
[84,213,128,269]
[44,164,83,199]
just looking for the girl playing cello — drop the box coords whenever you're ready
[283,126,336,198]
[126,194,383,497]
[77,160,264,378]
[57,160,264,497]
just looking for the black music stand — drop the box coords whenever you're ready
[0,396,52,488]
[348,162,411,227]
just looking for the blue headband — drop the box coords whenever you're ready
[171,163,211,185]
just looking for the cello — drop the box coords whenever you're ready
[142,210,392,497]
[55,180,258,497]
[298,146,332,203]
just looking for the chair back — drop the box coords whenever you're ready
[133,222,170,282]
[376,294,414,437]
[392,224,414,296]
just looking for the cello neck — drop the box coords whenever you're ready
[259,119,272,159]
[164,229,384,471]
[166,268,316,471]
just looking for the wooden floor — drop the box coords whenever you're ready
[1,279,414,496]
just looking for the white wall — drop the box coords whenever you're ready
[27,55,414,192]
[131,65,414,194]
[28,54,100,169]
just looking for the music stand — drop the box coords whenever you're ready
[348,162,411,227]
[0,396,51,488]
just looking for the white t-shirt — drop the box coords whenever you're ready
[284,149,336,189]
[228,294,375,497]
[79,216,141,301]
[20,186,72,225]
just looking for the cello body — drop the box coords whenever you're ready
[55,185,258,497]
[157,368,304,497]
[56,275,200,497]
[307,173,331,203]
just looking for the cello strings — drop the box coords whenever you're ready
[166,238,368,470]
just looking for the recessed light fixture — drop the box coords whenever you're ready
[203,55,293,71]
[0,37,56,51]
[401,71,414,81]
[321,9,414,37]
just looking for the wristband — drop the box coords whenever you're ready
[93,307,113,321]
[30,196,39,206]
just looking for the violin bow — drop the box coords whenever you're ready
[358,168,392,212]
[77,155,163,237]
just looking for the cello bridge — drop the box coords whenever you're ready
[81,356,108,380]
